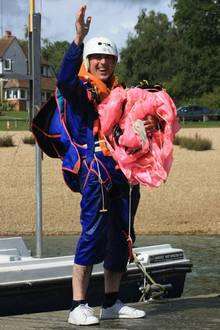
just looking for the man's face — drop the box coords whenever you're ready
[88,54,117,82]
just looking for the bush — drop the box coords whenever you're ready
[22,135,35,145]
[0,135,14,147]
[174,133,212,151]
[0,101,15,112]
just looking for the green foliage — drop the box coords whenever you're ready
[174,133,212,150]
[18,38,70,75]
[118,10,178,87]
[42,39,70,75]
[172,0,219,48]
[118,0,220,103]
[0,101,15,112]
[194,87,220,110]
[0,135,14,147]
[171,0,219,99]
[23,25,28,40]
[18,39,28,51]
[176,86,220,112]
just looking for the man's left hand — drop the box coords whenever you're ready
[144,115,158,132]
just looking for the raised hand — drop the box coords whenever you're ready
[74,5,92,45]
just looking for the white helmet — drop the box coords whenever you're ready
[83,37,118,70]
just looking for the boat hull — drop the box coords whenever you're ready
[0,237,192,315]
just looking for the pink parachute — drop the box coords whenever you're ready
[97,86,180,188]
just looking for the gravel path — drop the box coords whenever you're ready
[0,128,219,235]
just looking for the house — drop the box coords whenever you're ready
[0,31,56,111]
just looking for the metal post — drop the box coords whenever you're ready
[28,32,33,125]
[28,0,34,123]
[0,79,3,102]
[29,0,35,33]
[32,12,43,258]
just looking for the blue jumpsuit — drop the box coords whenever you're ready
[56,42,140,272]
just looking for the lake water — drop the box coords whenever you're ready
[23,235,220,297]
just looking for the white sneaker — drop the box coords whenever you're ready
[68,304,99,326]
[100,300,146,320]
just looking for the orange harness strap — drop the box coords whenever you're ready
[78,64,119,156]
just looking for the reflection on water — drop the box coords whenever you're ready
[23,235,220,297]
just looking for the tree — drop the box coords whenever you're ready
[195,86,220,110]
[24,25,29,40]
[118,1,219,103]
[172,0,219,48]
[118,10,178,87]
[42,39,70,75]
[171,0,220,99]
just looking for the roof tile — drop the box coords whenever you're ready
[0,36,15,57]
[4,77,56,91]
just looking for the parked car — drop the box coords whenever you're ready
[210,109,220,120]
[177,105,209,121]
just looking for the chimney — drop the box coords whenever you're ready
[5,31,12,38]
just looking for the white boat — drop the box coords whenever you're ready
[0,237,192,315]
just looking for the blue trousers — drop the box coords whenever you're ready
[74,152,140,272]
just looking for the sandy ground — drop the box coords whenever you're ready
[0,128,219,235]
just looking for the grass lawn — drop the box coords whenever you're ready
[0,111,29,130]
[180,120,220,128]
[0,111,219,131]
[0,111,28,119]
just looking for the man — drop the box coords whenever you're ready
[57,5,157,326]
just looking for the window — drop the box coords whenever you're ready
[4,59,12,71]
[5,90,11,99]
[13,90,18,99]
[41,66,48,76]
[47,67,52,77]
[4,89,18,99]
[20,90,26,99]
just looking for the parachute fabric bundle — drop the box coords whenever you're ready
[97,87,180,188]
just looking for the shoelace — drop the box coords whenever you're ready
[81,304,94,316]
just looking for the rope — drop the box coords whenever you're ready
[127,184,167,301]
[94,154,107,212]
[124,183,134,262]
[132,250,167,301]
[128,184,132,238]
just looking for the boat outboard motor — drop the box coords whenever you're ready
[133,251,173,301]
